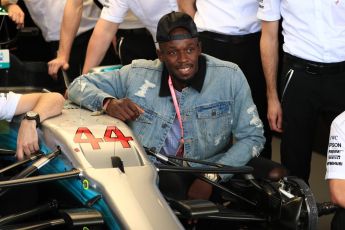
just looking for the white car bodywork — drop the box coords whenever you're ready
[41,102,183,230]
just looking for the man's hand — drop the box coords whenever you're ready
[187,179,213,200]
[7,4,24,29]
[48,57,69,80]
[267,97,283,132]
[16,119,39,160]
[106,98,144,122]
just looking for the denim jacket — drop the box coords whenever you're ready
[68,54,265,179]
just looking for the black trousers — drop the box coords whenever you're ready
[280,54,345,182]
[116,28,157,65]
[199,31,272,159]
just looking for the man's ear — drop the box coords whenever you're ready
[156,49,164,62]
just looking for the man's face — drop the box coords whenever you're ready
[157,28,201,89]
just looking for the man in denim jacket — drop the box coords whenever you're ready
[68,12,265,200]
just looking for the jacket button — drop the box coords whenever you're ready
[162,124,168,128]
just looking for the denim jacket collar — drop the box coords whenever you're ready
[159,55,207,97]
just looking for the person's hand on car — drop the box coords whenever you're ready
[105,98,144,122]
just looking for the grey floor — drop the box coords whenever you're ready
[271,136,333,230]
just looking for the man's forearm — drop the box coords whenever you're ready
[68,75,112,112]
[260,20,279,101]
[329,179,345,208]
[15,93,63,160]
[58,0,83,61]
[178,0,197,18]
[16,93,64,121]
[32,93,64,121]
[82,19,119,74]
[82,35,106,74]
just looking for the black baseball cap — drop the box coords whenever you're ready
[156,11,198,43]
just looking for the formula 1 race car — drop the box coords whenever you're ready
[0,101,336,230]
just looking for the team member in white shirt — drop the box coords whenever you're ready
[93,1,158,65]
[0,92,64,160]
[326,111,345,229]
[82,0,178,73]
[179,0,272,159]
[47,0,156,79]
[114,10,157,65]
[23,0,116,88]
[258,0,345,182]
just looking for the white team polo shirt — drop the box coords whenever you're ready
[119,10,145,30]
[23,0,100,42]
[100,0,178,42]
[326,112,345,180]
[194,0,261,35]
[257,0,345,63]
[96,0,144,29]
[0,92,21,121]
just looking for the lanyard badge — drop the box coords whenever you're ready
[168,75,184,157]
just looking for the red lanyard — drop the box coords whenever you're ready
[168,75,184,146]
